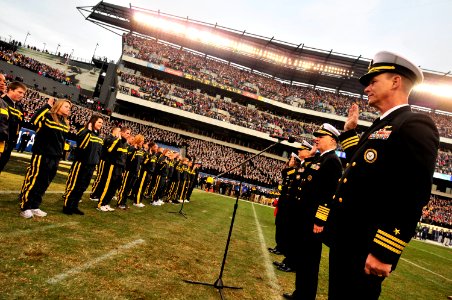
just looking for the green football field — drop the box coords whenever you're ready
[0,154,451,299]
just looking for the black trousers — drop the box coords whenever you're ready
[98,165,123,207]
[18,141,28,153]
[117,169,138,206]
[293,232,322,300]
[329,245,384,300]
[62,161,95,209]
[0,141,15,173]
[132,169,149,204]
[90,160,107,198]
[19,154,60,210]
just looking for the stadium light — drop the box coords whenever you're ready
[56,43,60,55]
[24,31,30,46]
[93,42,99,58]
[133,11,354,78]
[414,83,452,98]
[43,42,46,52]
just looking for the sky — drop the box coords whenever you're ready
[0,0,451,74]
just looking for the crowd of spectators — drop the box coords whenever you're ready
[421,195,452,228]
[0,48,72,85]
[122,34,452,138]
[118,70,321,141]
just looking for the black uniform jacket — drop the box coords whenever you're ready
[74,128,103,165]
[2,95,24,145]
[0,98,8,150]
[103,135,128,167]
[30,104,69,157]
[327,106,439,267]
[292,150,343,235]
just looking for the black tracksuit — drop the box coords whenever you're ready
[19,104,69,211]
[0,95,24,172]
[62,128,103,210]
[97,135,128,207]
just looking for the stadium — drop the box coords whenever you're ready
[0,1,451,299]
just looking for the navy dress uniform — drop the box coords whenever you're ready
[285,126,343,300]
[326,51,440,300]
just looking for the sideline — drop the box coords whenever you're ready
[198,189,274,209]
[400,257,451,282]
[251,203,282,299]
[47,239,146,284]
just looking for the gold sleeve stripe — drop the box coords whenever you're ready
[318,206,330,213]
[373,238,402,254]
[315,212,328,221]
[33,109,48,126]
[287,169,295,175]
[377,229,407,246]
[375,234,405,251]
[117,148,128,153]
[77,128,85,135]
[341,137,359,148]
[45,123,70,132]
[90,137,103,144]
[80,133,91,149]
[108,139,119,152]
[0,108,8,115]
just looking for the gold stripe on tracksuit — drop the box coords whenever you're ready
[117,171,130,202]
[98,165,114,208]
[20,155,42,209]
[136,171,147,204]
[63,161,82,206]
[91,160,105,191]
[150,175,161,198]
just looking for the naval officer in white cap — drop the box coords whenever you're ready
[325,51,440,299]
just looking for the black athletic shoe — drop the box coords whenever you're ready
[62,207,73,215]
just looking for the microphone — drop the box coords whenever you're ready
[270,134,296,143]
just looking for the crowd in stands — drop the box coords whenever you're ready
[122,34,452,139]
[421,195,452,228]
[118,70,321,141]
[0,48,72,85]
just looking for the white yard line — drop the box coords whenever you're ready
[0,222,79,238]
[251,203,282,299]
[400,257,452,282]
[47,239,146,284]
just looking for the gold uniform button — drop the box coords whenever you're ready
[338,178,341,182]
[352,162,357,166]
[332,195,336,199]
[346,163,350,167]
[339,198,343,203]
[343,178,348,183]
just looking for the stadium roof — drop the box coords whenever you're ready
[78,1,452,111]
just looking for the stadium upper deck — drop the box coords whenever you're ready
[78,1,452,111]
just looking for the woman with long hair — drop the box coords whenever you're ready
[62,115,104,215]
[19,98,72,218]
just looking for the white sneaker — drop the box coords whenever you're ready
[184,199,190,203]
[151,201,161,206]
[105,205,115,211]
[20,209,33,219]
[112,196,117,201]
[97,206,109,212]
[178,199,183,203]
[31,208,47,217]
[133,203,145,208]
[157,200,164,205]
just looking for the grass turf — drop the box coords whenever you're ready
[0,153,451,299]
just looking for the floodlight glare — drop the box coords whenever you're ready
[414,83,452,98]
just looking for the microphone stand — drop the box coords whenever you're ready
[183,137,290,299]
